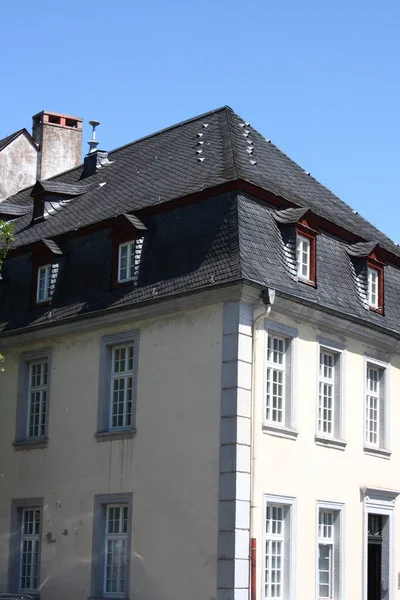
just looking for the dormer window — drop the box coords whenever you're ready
[274,207,318,287]
[296,234,310,280]
[111,213,147,288]
[118,241,135,283]
[367,266,379,309]
[36,264,51,303]
[346,242,385,314]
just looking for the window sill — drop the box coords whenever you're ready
[262,424,298,440]
[13,438,49,450]
[95,429,136,442]
[88,596,130,600]
[364,445,391,459]
[297,277,316,287]
[88,597,130,600]
[315,435,347,451]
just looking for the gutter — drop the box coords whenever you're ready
[249,287,275,600]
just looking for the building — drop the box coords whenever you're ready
[0,106,399,600]
[0,111,82,202]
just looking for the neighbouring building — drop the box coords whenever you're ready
[0,111,82,202]
[0,106,399,600]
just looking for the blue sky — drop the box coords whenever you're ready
[2,0,400,241]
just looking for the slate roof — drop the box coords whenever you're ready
[0,128,35,152]
[0,130,24,151]
[1,106,400,337]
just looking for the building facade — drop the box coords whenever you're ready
[0,106,399,600]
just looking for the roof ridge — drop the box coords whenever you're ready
[107,105,233,156]
[224,108,239,179]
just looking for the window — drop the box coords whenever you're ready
[368,267,379,309]
[20,508,41,592]
[118,242,135,283]
[110,345,134,429]
[264,495,296,600]
[28,359,48,438]
[365,361,388,453]
[316,341,345,448]
[318,352,335,436]
[97,331,140,440]
[8,498,43,594]
[266,335,286,425]
[114,235,144,287]
[91,493,133,599]
[36,264,51,303]
[14,349,52,448]
[296,234,310,280]
[105,505,129,594]
[316,503,344,600]
[264,322,298,438]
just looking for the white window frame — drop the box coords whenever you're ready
[296,233,310,280]
[15,348,53,448]
[36,264,52,303]
[104,504,129,597]
[315,501,345,600]
[91,493,133,600]
[8,498,44,595]
[97,331,140,439]
[362,487,399,600]
[364,356,390,457]
[263,494,296,600]
[118,241,135,283]
[110,344,135,430]
[315,338,346,449]
[367,266,379,309]
[27,359,49,439]
[20,507,41,593]
[263,321,298,439]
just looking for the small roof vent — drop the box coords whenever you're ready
[88,120,100,154]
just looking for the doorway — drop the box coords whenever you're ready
[367,514,383,600]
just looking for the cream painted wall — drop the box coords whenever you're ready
[252,307,400,600]
[0,304,223,600]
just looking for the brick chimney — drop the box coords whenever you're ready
[32,111,83,180]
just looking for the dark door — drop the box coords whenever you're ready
[368,513,383,600]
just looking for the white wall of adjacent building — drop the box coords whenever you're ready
[0,134,37,201]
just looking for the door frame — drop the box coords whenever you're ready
[362,487,399,600]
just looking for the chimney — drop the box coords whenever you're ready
[32,111,83,180]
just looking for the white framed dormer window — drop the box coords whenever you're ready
[315,338,346,450]
[264,494,296,600]
[364,357,390,458]
[316,502,344,600]
[118,241,135,283]
[296,233,310,280]
[367,266,379,309]
[36,264,51,303]
[264,321,298,440]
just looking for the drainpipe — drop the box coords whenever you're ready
[250,288,275,600]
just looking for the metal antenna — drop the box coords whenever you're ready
[88,120,100,154]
